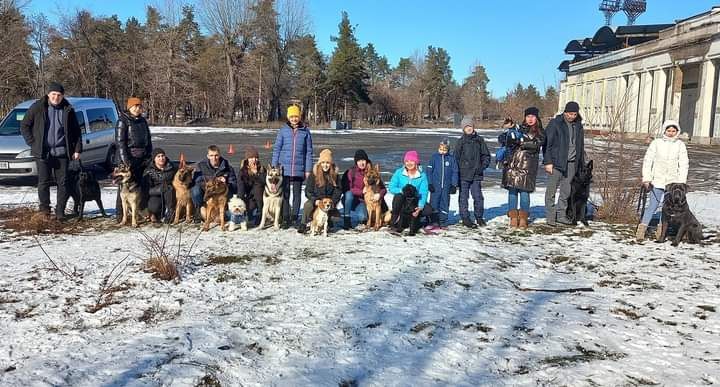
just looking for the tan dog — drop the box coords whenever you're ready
[172,165,195,224]
[113,164,141,228]
[363,164,385,231]
[310,197,334,237]
[256,165,283,230]
[202,177,228,231]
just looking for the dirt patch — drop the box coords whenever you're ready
[208,255,254,265]
[541,344,626,367]
[0,207,115,236]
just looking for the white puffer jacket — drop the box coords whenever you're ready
[642,121,689,189]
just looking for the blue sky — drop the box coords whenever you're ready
[26,0,720,96]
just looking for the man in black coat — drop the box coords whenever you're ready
[20,82,82,220]
[544,101,586,226]
[454,118,491,228]
[114,97,153,222]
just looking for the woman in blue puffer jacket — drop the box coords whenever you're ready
[271,104,313,228]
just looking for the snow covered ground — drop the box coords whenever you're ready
[1,184,719,386]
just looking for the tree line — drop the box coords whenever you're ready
[0,0,558,126]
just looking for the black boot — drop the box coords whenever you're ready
[476,218,487,227]
[462,217,478,229]
[297,223,307,234]
[343,216,352,230]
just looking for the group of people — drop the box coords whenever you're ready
[19,83,690,237]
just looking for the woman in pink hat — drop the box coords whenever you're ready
[388,150,433,235]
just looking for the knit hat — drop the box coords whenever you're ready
[461,117,474,128]
[662,119,682,133]
[319,149,333,163]
[564,101,580,113]
[354,149,369,163]
[404,150,420,164]
[244,145,259,159]
[151,148,166,159]
[287,105,301,118]
[440,138,450,147]
[48,82,64,94]
[524,107,540,118]
[127,97,142,110]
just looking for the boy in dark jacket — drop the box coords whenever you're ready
[454,118,491,228]
[426,138,458,229]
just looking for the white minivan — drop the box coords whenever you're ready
[0,97,119,178]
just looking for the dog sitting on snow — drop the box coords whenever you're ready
[227,194,248,231]
[309,197,334,237]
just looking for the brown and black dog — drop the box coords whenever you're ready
[113,164,141,228]
[172,164,195,224]
[310,197,334,237]
[202,177,228,232]
[658,183,703,246]
[363,163,387,231]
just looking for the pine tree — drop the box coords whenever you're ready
[326,11,369,120]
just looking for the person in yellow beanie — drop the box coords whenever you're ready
[297,148,341,234]
[114,96,152,222]
[272,104,314,228]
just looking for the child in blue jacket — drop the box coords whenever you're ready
[426,138,459,229]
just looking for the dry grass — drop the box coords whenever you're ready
[139,226,201,282]
[0,207,115,235]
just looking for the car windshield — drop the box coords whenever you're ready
[0,109,27,136]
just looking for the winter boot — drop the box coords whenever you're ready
[343,216,352,230]
[636,223,647,241]
[507,209,519,228]
[462,217,478,229]
[297,223,307,234]
[518,210,529,229]
[655,224,663,240]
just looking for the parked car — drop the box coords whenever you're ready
[0,97,119,178]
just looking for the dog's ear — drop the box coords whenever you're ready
[374,163,380,173]
[680,183,688,193]
[267,163,273,171]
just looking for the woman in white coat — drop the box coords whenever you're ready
[636,120,689,241]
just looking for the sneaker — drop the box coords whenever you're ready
[462,218,478,229]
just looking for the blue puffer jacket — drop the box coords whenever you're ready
[388,166,429,207]
[427,152,459,190]
[271,123,313,177]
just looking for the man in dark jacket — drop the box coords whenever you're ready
[20,82,82,220]
[115,97,153,222]
[454,118,491,228]
[544,101,586,226]
[191,145,238,221]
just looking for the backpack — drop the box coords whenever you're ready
[495,125,523,164]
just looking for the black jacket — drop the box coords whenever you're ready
[143,161,177,196]
[454,132,491,181]
[544,114,585,176]
[20,96,82,159]
[501,125,544,192]
[238,159,266,205]
[116,112,152,164]
[305,170,342,205]
[193,157,238,196]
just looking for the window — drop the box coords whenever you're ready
[75,111,86,134]
[0,109,27,136]
[86,107,117,133]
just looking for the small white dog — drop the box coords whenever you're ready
[227,194,248,231]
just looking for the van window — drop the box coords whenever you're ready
[86,107,117,133]
[75,111,86,134]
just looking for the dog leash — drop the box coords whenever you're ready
[637,184,649,223]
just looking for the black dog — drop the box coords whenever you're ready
[68,167,106,220]
[566,160,593,226]
[391,184,421,235]
[658,183,703,246]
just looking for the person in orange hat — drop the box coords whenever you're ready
[114,96,153,222]
[297,148,341,234]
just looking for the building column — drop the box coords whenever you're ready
[651,68,669,134]
[637,71,654,133]
[696,59,716,139]
[625,73,641,133]
[668,65,683,122]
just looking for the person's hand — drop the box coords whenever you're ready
[373,193,380,201]
[305,172,310,179]
[449,186,457,195]
[217,176,226,183]
[72,152,80,160]
[643,181,651,190]
[428,184,435,193]
[544,164,553,175]
[412,207,421,218]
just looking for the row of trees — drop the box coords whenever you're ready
[1,0,558,126]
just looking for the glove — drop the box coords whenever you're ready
[449,186,457,195]
[428,184,435,193]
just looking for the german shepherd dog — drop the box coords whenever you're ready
[658,183,703,246]
[256,165,283,230]
[310,197,334,237]
[392,184,422,236]
[68,166,106,220]
[113,164,141,227]
[363,163,386,231]
[172,164,195,224]
[202,177,229,232]
[566,160,593,226]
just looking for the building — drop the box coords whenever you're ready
[558,7,720,144]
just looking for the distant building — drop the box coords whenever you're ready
[558,7,720,144]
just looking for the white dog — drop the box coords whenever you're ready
[227,194,248,231]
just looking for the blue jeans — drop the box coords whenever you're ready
[459,180,484,220]
[191,185,204,209]
[507,188,530,212]
[343,191,368,223]
[641,187,664,225]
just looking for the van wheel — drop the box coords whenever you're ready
[103,147,117,172]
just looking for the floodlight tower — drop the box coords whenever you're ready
[599,0,621,26]
[622,0,647,25]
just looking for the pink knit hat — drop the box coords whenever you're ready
[404,150,419,164]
